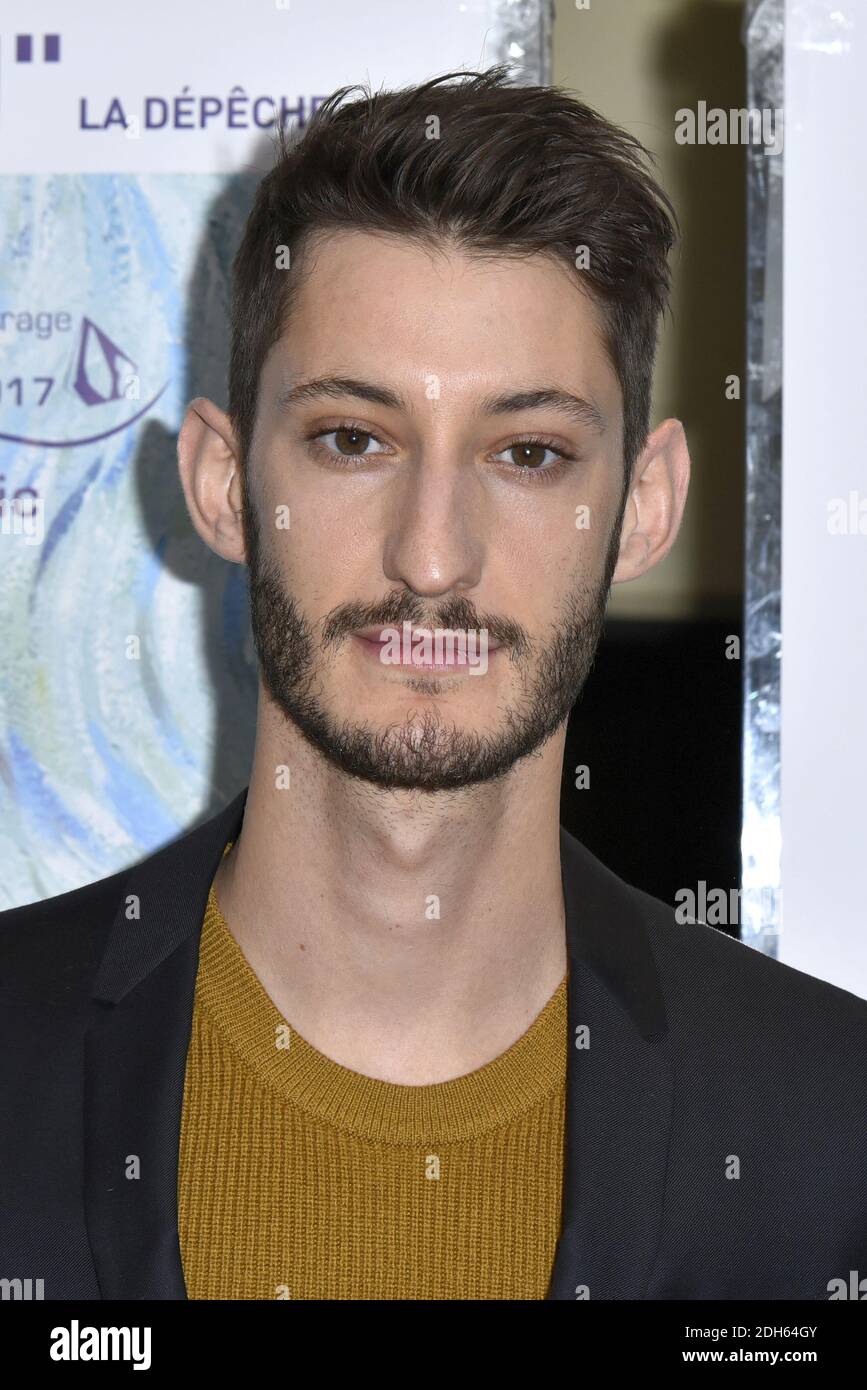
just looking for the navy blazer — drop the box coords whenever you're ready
[1,787,865,1299]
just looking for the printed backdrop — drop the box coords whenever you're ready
[0,0,544,906]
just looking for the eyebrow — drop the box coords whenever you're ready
[276,376,607,434]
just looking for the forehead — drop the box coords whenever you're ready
[268,228,620,414]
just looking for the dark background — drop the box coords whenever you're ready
[561,617,742,937]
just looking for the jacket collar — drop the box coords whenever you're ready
[83,787,672,1300]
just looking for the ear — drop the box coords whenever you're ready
[177,397,246,564]
[610,418,690,584]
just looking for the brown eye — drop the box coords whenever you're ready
[509,442,552,469]
[333,427,372,456]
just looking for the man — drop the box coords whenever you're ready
[1,66,865,1302]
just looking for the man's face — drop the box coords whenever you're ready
[244,229,627,791]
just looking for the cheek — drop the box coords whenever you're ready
[497,489,611,610]
[256,453,368,594]
[565,461,624,575]
[487,548,566,640]
[272,514,379,624]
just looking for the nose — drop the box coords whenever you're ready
[380,448,486,601]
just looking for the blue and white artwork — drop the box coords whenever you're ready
[0,173,259,907]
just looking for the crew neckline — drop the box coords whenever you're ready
[193,845,568,1145]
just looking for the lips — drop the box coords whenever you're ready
[353,624,499,671]
[355,625,500,653]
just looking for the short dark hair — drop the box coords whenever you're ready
[229,64,678,508]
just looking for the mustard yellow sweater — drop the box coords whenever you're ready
[177,851,567,1300]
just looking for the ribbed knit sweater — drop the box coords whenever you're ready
[177,850,568,1300]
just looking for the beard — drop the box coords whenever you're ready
[243,494,622,793]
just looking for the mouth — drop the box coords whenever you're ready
[353,624,500,672]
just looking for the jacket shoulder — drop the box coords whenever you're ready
[619,878,867,1125]
[0,789,247,1007]
[631,878,867,1026]
[561,823,867,1025]
[0,867,131,1007]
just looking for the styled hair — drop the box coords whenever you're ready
[228,64,678,506]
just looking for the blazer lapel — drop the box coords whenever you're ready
[83,788,249,1299]
[546,827,674,1299]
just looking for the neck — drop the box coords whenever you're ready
[214,695,568,1084]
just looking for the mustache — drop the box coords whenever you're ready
[319,592,529,658]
